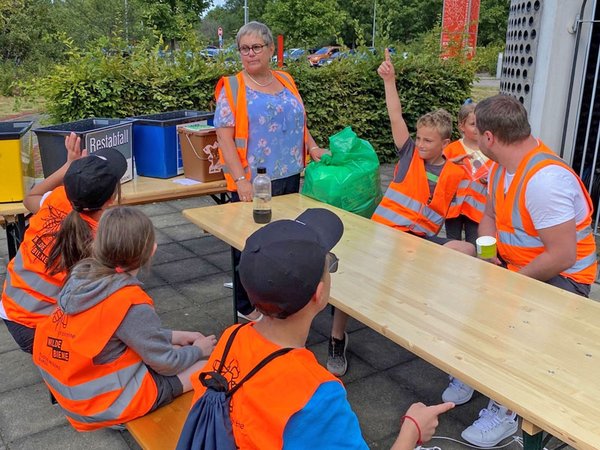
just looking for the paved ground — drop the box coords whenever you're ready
[1,163,595,450]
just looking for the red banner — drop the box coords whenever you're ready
[441,0,480,59]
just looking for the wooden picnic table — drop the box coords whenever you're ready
[183,193,600,450]
[0,176,228,259]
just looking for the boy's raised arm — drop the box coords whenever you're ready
[377,48,410,149]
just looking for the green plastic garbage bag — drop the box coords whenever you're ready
[302,127,382,218]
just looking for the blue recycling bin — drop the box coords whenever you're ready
[131,110,214,178]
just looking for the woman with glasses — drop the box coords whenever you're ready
[215,21,327,321]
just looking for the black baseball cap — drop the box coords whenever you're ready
[239,208,344,318]
[64,148,128,212]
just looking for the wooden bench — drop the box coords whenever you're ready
[125,391,193,450]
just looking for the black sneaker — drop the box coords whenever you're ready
[326,332,348,376]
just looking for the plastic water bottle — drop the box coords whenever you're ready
[252,167,272,224]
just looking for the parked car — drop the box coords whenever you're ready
[199,46,220,58]
[307,46,341,67]
[272,48,306,63]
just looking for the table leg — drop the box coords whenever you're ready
[4,214,27,261]
[231,247,239,324]
[211,192,231,205]
[522,419,554,450]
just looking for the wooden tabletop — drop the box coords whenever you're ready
[0,176,228,216]
[183,193,600,450]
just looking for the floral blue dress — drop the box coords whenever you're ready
[214,86,305,181]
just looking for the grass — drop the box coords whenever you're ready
[471,84,500,102]
[0,96,43,118]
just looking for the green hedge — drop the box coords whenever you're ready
[30,48,474,163]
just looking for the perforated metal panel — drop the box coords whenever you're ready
[500,0,543,108]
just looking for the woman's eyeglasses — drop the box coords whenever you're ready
[328,252,339,273]
[238,44,268,56]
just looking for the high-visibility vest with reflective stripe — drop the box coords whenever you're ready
[443,140,490,222]
[190,324,340,449]
[33,285,157,431]
[372,148,465,237]
[1,187,96,328]
[490,143,597,284]
[214,71,309,191]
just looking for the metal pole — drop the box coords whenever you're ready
[372,0,376,47]
[124,0,128,43]
[244,0,248,24]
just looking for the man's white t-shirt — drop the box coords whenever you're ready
[504,165,589,230]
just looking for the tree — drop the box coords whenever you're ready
[477,0,510,46]
[139,0,212,48]
[262,0,347,48]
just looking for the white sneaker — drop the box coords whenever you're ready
[461,400,518,448]
[223,282,233,289]
[442,376,474,405]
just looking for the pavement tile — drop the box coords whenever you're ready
[345,372,419,443]
[0,322,19,354]
[134,202,178,217]
[179,236,230,257]
[8,425,131,450]
[152,242,195,266]
[147,285,195,314]
[203,251,231,272]
[149,213,191,230]
[137,269,168,289]
[310,307,367,337]
[170,196,217,211]
[0,350,42,394]
[348,327,417,370]
[160,223,207,242]
[0,383,68,442]
[177,274,234,305]
[152,258,222,284]
[159,304,228,338]
[153,228,174,245]
[309,339,378,384]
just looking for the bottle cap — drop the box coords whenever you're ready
[257,167,266,174]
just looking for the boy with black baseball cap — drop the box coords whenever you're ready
[187,208,453,449]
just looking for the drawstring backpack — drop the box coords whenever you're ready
[176,323,292,450]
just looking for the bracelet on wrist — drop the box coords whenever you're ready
[234,176,246,183]
[401,415,423,445]
[309,146,320,153]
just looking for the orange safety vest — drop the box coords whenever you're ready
[33,285,157,431]
[371,148,465,237]
[489,142,597,284]
[214,71,310,191]
[190,324,340,449]
[2,187,97,328]
[444,140,489,222]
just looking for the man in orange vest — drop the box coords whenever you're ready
[456,94,598,448]
[188,209,454,449]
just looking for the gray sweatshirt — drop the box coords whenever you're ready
[58,264,202,376]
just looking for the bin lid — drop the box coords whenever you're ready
[0,121,34,140]
[33,118,133,136]
[178,124,215,134]
[130,110,214,127]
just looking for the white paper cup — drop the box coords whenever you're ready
[476,236,497,259]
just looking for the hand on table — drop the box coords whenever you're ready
[237,179,253,202]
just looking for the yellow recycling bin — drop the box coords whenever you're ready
[0,121,34,202]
